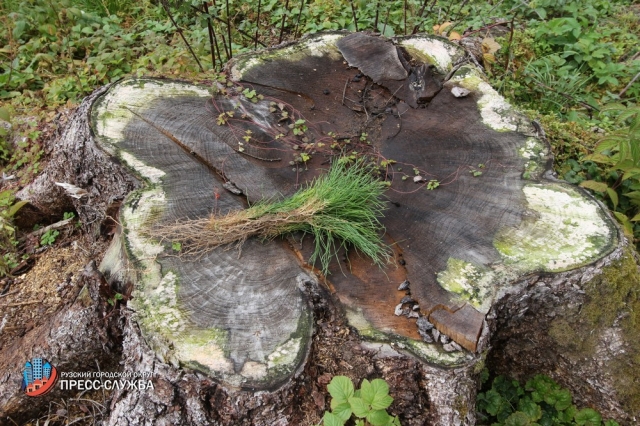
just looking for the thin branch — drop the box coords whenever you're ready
[403,0,407,36]
[342,77,349,106]
[619,71,640,98]
[27,218,74,238]
[452,0,470,23]
[160,0,204,72]
[503,15,516,74]
[225,0,232,59]
[413,0,438,35]
[254,0,262,50]
[350,0,359,32]
[278,0,290,44]
[203,1,222,69]
[294,0,306,39]
[374,0,380,31]
[382,7,390,37]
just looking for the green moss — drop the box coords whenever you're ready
[454,394,469,420]
[548,247,640,416]
[587,248,640,416]
[436,258,494,313]
[548,318,597,357]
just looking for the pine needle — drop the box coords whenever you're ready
[152,159,391,275]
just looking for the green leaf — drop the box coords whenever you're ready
[614,212,634,237]
[574,408,601,425]
[328,376,354,405]
[624,191,640,200]
[360,379,374,404]
[369,379,393,410]
[557,405,578,423]
[481,389,507,416]
[349,397,370,418]
[622,168,640,181]
[593,136,623,153]
[546,389,572,411]
[323,411,345,426]
[332,403,352,422]
[0,107,10,122]
[604,420,620,426]
[372,394,394,411]
[518,398,542,421]
[366,409,392,426]
[579,180,608,193]
[505,411,533,426]
[6,200,27,218]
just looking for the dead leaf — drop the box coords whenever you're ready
[433,22,453,35]
[448,31,461,41]
[482,37,501,55]
[482,53,496,64]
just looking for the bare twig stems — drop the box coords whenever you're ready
[278,0,290,44]
[254,0,262,49]
[294,0,306,39]
[225,0,232,59]
[203,1,221,69]
[160,0,204,72]
[350,0,358,32]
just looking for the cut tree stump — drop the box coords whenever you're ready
[4,31,638,425]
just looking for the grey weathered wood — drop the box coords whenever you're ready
[92,80,314,389]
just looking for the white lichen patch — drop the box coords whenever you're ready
[449,66,518,131]
[519,138,549,180]
[437,258,495,313]
[495,183,614,272]
[399,36,464,74]
[240,361,268,380]
[405,338,471,366]
[122,187,165,262]
[175,332,233,374]
[230,33,344,81]
[94,79,210,143]
[131,271,185,334]
[305,33,344,57]
[267,337,301,369]
[345,307,390,341]
[519,137,546,159]
[120,152,165,184]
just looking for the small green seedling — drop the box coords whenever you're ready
[322,376,401,426]
[426,180,440,190]
[40,229,59,246]
[107,292,124,306]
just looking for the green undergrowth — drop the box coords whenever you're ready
[482,0,640,246]
[321,376,400,426]
[477,373,620,426]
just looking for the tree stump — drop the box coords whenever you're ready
[4,31,638,425]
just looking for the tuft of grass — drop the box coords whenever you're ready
[154,159,391,275]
